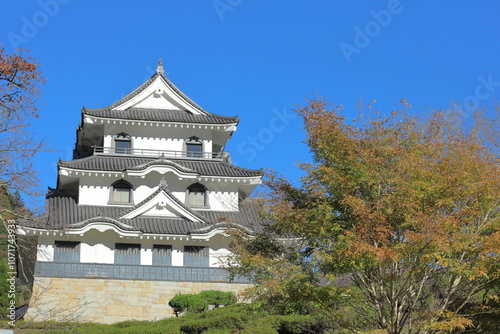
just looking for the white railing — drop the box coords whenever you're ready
[93,146,229,161]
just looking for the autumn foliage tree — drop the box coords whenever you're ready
[228,98,500,333]
[0,47,49,315]
[0,45,48,198]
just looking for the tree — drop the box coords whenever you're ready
[228,98,500,333]
[0,47,51,324]
[0,45,48,198]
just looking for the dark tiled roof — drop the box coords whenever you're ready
[83,108,239,125]
[21,196,265,235]
[83,72,238,124]
[108,72,208,115]
[59,155,263,178]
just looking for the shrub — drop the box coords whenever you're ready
[180,311,249,334]
[180,305,253,334]
[169,293,206,316]
[169,291,237,316]
[277,314,319,334]
[242,326,279,334]
[199,290,237,307]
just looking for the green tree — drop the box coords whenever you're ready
[228,98,500,334]
[0,258,12,320]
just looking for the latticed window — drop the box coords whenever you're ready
[54,241,80,263]
[184,246,209,267]
[115,243,140,264]
[187,183,207,207]
[152,245,172,266]
[111,180,132,204]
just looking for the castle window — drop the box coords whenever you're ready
[184,246,209,267]
[54,241,80,263]
[185,136,203,158]
[152,245,172,266]
[186,183,208,207]
[110,180,133,204]
[114,132,131,154]
[115,243,140,265]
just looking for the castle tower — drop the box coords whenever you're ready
[22,62,263,323]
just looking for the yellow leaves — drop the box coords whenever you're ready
[427,312,474,332]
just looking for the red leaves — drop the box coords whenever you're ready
[0,46,45,118]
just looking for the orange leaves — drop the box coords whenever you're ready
[239,97,500,332]
[0,47,51,197]
[0,46,45,118]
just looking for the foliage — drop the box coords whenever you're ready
[0,258,12,320]
[168,291,237,316]
[199,290,237,307]
[179,310,249,334]
[0,45,51,198]
[228,98,500,333]
[11,303,340,333]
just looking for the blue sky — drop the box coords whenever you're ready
[2,1,500,201]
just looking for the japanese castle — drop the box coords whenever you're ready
[21,61,263,323]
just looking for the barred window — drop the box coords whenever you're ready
[153,245,172,256]
[153,245,172,266]
[184,246,209,257]
[54,241,80,263]
[115,243,140,264]
[55,241,79,252]
[184,246,209,267]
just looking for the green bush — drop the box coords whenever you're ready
[277,314,319,334]
[169,293,206,315]
[240,314,320,334]
[199,290,236,307]
[242,326,278,334]
[169,291,237,316]
[203,330,233,334]
[180,311,249,334]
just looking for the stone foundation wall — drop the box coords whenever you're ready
[25,276,253,324]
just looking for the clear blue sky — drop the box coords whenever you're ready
[2,1,500,201]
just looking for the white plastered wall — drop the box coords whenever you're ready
[35,229,234,268]
[77,173,240,212]
[102,124,214,153]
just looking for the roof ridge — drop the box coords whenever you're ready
[156,73,209,116]
[107,73,157,110]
